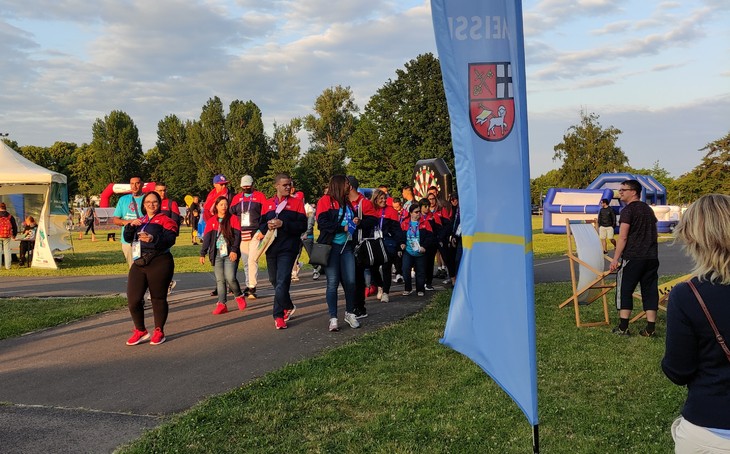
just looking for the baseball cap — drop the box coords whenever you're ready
[240,175,254,187]
[213,174,228,185]
[346,175,359,190]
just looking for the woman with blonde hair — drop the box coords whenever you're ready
[662,194,730,452]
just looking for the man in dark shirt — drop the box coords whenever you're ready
[597,198,617,253]
[609,180,659,336]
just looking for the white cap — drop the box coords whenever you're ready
[240,175,254,187]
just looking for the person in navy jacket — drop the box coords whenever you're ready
[259,173,307,329]
[229,175,268,299]
[200,196,247,315]
[123,191,178,346]
[399,204,435,296]
[662,194,730,451]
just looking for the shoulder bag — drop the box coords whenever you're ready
[354,202,388,267]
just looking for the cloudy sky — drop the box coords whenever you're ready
[1,0,728,178]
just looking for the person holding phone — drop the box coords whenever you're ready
[123,191,178,346]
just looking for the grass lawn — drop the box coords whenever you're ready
[0,296,127,340]
[3,217,684,452]
[4,225,278,276]
[117,285,682,453]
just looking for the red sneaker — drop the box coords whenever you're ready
[275,317,287,329]
[284,304,296,322]
[365,284,377,297]
[235,295,247,311]
[149,327,165,345]
[126,329,149,346]
[212,302,228,315]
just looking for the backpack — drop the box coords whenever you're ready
[0,215,12,238]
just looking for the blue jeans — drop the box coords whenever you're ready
[0,238,11,269]
[266,251,296,318]
[402,252,426,292]
[324,242,356,318]
[214,255,242,302]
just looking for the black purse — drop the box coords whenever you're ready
[308,243,332,266]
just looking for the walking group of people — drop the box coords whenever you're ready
[111,171,462,344]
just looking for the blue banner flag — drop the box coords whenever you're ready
[431,0,538,425]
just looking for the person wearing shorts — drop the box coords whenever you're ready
[597,198,616,253]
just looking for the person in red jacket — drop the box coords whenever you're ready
[370,188,402,303]
[203,174,232,296]
[347,176,377,318]
[259,174,307,329]
[230,175,268,299]
[155,182,181,294]
[123,191,178,346]
[203,174,231,222]
[399,204,435,296]
[199,196,247,315]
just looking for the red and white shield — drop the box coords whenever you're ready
[469,62,515,142]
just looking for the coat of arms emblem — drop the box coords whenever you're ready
[469,62,515,142]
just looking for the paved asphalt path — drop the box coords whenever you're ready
[0,242,691,453]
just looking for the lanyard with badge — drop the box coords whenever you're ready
[240,194,253,227]
[131,214,156,260]
[216,219,228,257]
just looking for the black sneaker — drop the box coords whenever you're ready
[244,287,257,299]
[424,285,435,291]
[639,328,656,337]
[612,326,631,336]
[353,308,368,319]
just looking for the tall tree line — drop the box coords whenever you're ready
[4,52,727,206]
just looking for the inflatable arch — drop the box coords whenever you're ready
[99,182,157,208]
[542,188,614,234]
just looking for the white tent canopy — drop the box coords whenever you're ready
[0,142,70,269]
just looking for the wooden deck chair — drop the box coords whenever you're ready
[629,273,692,323]
[559,220,614,327]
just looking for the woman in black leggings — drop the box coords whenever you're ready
[123,191,178,346]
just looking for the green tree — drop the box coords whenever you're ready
[301,85,358,193]
[188,97,228,190]
[224,100,270,184]
[89,110,144,193]
[530,169,561,205]
[672,131,730,203]
[553,111,628,188]
[347,53,453,190]
[263,119,302,196]
[151,114,197,201]
[70,143,97,199]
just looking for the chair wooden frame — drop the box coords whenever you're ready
[559,219,614,327]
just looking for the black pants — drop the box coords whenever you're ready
[615,258,659,312]
[370,251,395,294]
[127,252,174,331]
[84,221,96,235]
[424,245,438,286]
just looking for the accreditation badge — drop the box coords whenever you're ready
[241,212,251,227]
[132,241,141,260]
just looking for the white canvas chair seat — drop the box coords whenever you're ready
[560,220,614,327]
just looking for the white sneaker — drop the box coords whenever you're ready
[393,274,403,283]
[168,280,177,295]
[329,317,339,332]
[417,291,425,297]
[344,312,360,329]
[381,293,389,303]
[376,287,383,300]
[402,290,414,296]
